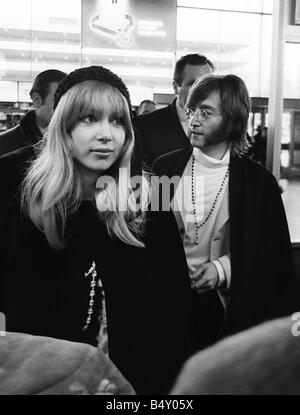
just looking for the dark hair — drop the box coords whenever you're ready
[173,54,215,86]
[187,74,251,156]
[30,69,66,102]
[138,99,157,113]
[139,99,157,107]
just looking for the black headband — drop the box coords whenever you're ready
[54,65,132,116]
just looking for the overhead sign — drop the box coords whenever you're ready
[0,81,18,102]
[82,0,176,51]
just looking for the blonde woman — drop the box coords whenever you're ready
[0,66,193,394]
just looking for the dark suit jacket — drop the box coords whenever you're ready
[0,111,42,157]
[153,146,296,336]
[134,99,190,168]
[0,145,36,223]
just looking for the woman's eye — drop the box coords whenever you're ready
[82,115,96,124]
[111,118,124,126]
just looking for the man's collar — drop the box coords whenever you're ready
[175,99,188,123]
[193,146,230,168]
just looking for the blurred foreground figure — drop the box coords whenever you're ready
[0,332,134,395]
[171,316,300,395]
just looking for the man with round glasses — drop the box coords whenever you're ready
[134,54,214,167]
[185,107,223,122]
[153,74,295,351]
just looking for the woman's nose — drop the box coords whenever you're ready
[96,135,112,143]
[95,121,112,142]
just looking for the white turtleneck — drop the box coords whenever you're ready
[173,147,230,288]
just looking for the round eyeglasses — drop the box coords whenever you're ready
[185,107,223,121]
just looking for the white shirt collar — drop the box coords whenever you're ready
[192,147,230,169]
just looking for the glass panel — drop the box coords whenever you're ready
[281,112,292,169]
[281,150,290,168]
[293,112,300,167]
[31,0,81,33]
[177,8,268,97]
[282,112,292,145]
[0,0,31,30]
[248,112,254,136]
[219,12,261,96]
[177,0,264,12]
[0,81,18,101]
[284,43,300,99]
[260,15,272,97]
[30,0,81,78]
[280,111,300,243]
[19,81,33,102]
[263,0,274,13]
[0,0,81,83]
[254,112,262,130]
[176,8,219,62]
[0,0,32,81]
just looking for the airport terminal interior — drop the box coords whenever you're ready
[1,1,299,246]
[1,0,300,396]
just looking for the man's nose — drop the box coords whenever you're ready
[190,113,201,126]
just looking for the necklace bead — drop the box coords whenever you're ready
[191,156,229,244]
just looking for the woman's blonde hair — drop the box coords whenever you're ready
[22,80,150,249]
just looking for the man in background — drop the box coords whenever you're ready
[134,54,214,167]
[252,125,267,166]
[0,69,66,156]
[137,99,157,116]
[0,69,66,221]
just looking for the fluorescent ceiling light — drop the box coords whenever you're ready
[82,47,174,60]
[0,40,80,53]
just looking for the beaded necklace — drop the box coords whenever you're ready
[191,155,229,244]
[82,261,98,331]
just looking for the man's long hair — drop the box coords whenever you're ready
[22,80,150,249]
[187,74,251,156]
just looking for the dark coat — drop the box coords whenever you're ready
[0,179,194,395]
[0,146,36,222]
[153,146,296,336]
[134,99,190,167]
[0,110,42,157]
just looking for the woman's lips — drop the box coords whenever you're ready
[92,149,113,154]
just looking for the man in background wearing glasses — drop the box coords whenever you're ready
[153,74,296,352]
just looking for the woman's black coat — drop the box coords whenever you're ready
[0,150,194,395]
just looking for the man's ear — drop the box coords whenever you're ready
[173,80,179,96]
[31,92,42,109]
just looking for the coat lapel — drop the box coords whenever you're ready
[228,155,244,296]
[169,147,193,238]
[167,146,193,201]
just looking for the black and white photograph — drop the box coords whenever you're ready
[0,0,300,403]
